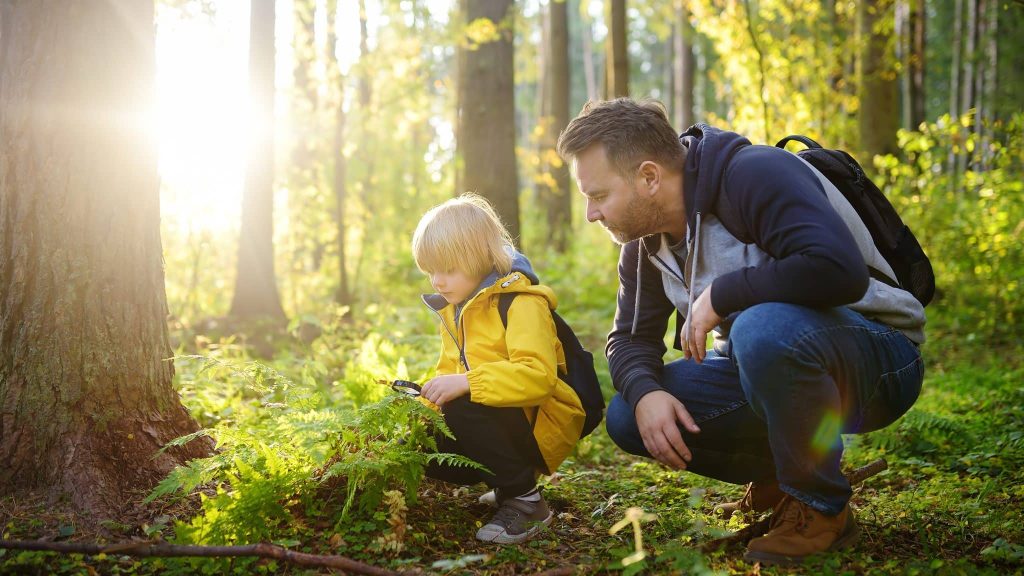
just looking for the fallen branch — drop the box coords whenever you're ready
[699,458,888,553]
[0,539,407,576]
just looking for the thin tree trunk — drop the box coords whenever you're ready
[897,0,911,130]
[958,0,978,177]
[461,0,520,241]
[546,0,571,252]
[327,0,351,307]
[352,0,375,294]
[230,0,286,321]
[972,0,987,172]
[741,0,770,143]
[581,15,598,101]
[0,0,210,513]
[910,0,926,129]
[674,0,695,130]
[858,0,899,161]
[948,0,964,187]
[980,0,997,169]
[606,0,628,97]
[455,0,466,194]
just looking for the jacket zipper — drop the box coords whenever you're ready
[429,306,468,371]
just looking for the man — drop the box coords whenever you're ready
[557,99,925,565]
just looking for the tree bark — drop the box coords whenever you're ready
[326,0,351,308]
[674,0,695,130]
[0,0,210,514]
[606,0,629,97]
[858,0,899,160]
[545,0,572,252]
[460,0,520,242]
[229,0,287,321]
[581,14,598,101]
[910,0,926,129]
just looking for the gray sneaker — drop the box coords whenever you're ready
[475,494,553,544]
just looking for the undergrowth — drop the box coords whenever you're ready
[2,118,1023,574]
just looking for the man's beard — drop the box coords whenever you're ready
[603,192,666,245]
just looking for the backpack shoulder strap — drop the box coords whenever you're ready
[498,292,517,328]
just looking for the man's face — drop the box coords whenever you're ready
[574,145,663,245]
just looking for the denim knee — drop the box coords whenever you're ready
[730,304,804,379]
[604,394,647,456]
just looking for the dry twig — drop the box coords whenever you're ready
[0,539,408,576]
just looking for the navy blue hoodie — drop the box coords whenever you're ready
[606,124,874,411]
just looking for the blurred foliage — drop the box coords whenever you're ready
[876,112,1024,346]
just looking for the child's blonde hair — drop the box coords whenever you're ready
[412,193,514,278]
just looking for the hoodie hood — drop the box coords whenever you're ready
[421,247,546,313]
[680,123,751,230]
[628,124,751,342]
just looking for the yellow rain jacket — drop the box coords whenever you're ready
[422,269,586,474]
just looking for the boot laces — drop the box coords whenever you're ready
[770,495,811,533]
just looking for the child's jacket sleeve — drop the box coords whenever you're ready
[466,294,560,408]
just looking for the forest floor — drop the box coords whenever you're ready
[2,321,1023,575]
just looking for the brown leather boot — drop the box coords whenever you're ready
[744,495,859,566]
[713,481,785,520]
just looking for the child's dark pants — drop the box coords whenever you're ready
[425,395,546,501]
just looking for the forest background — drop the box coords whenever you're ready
[1,0,1022,574]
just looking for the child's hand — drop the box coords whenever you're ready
[421,374,470,406]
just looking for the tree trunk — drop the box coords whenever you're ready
[460,0,520,242]
[606,0,628,97]
[546,0,571,252]
[0,0,210,514]
[858,0,899,160]
[674,0,695,130]
[910,0,926,129]
[957,0,978,177]
[979,0,997,169]
[581,14,598,101]
[948,0,964,186]
[230,0,286,321]
[326,0,351,308]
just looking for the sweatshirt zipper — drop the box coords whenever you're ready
[681,211,702,351]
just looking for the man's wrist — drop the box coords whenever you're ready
[625,380,663,413]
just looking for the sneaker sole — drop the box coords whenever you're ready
[742,522,860,567]
[475,511,554,545]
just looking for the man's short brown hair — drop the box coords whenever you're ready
[557,98,686,179]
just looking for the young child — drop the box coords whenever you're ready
[411,194,586,544]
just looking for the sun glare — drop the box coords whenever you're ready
[156,3,250,233]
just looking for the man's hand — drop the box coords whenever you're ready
[421,373,471,406]
[634,390,701,470]
[683,285,723,363]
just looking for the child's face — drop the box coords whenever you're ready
[429,269,483,305]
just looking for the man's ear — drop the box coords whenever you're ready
[637,161,661,195]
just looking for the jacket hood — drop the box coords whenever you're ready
[680,123,751,229]
[421,248,551,312]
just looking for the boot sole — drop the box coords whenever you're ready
[743,522,860,567]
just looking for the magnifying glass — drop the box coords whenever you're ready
[377,379,422,396]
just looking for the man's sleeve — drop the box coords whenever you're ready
[606,239,676,412]
[710,147,870,317]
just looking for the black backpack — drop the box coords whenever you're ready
[776,135,936,306]
[497,293,605,438]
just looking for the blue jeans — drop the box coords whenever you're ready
[605,303,923,515]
